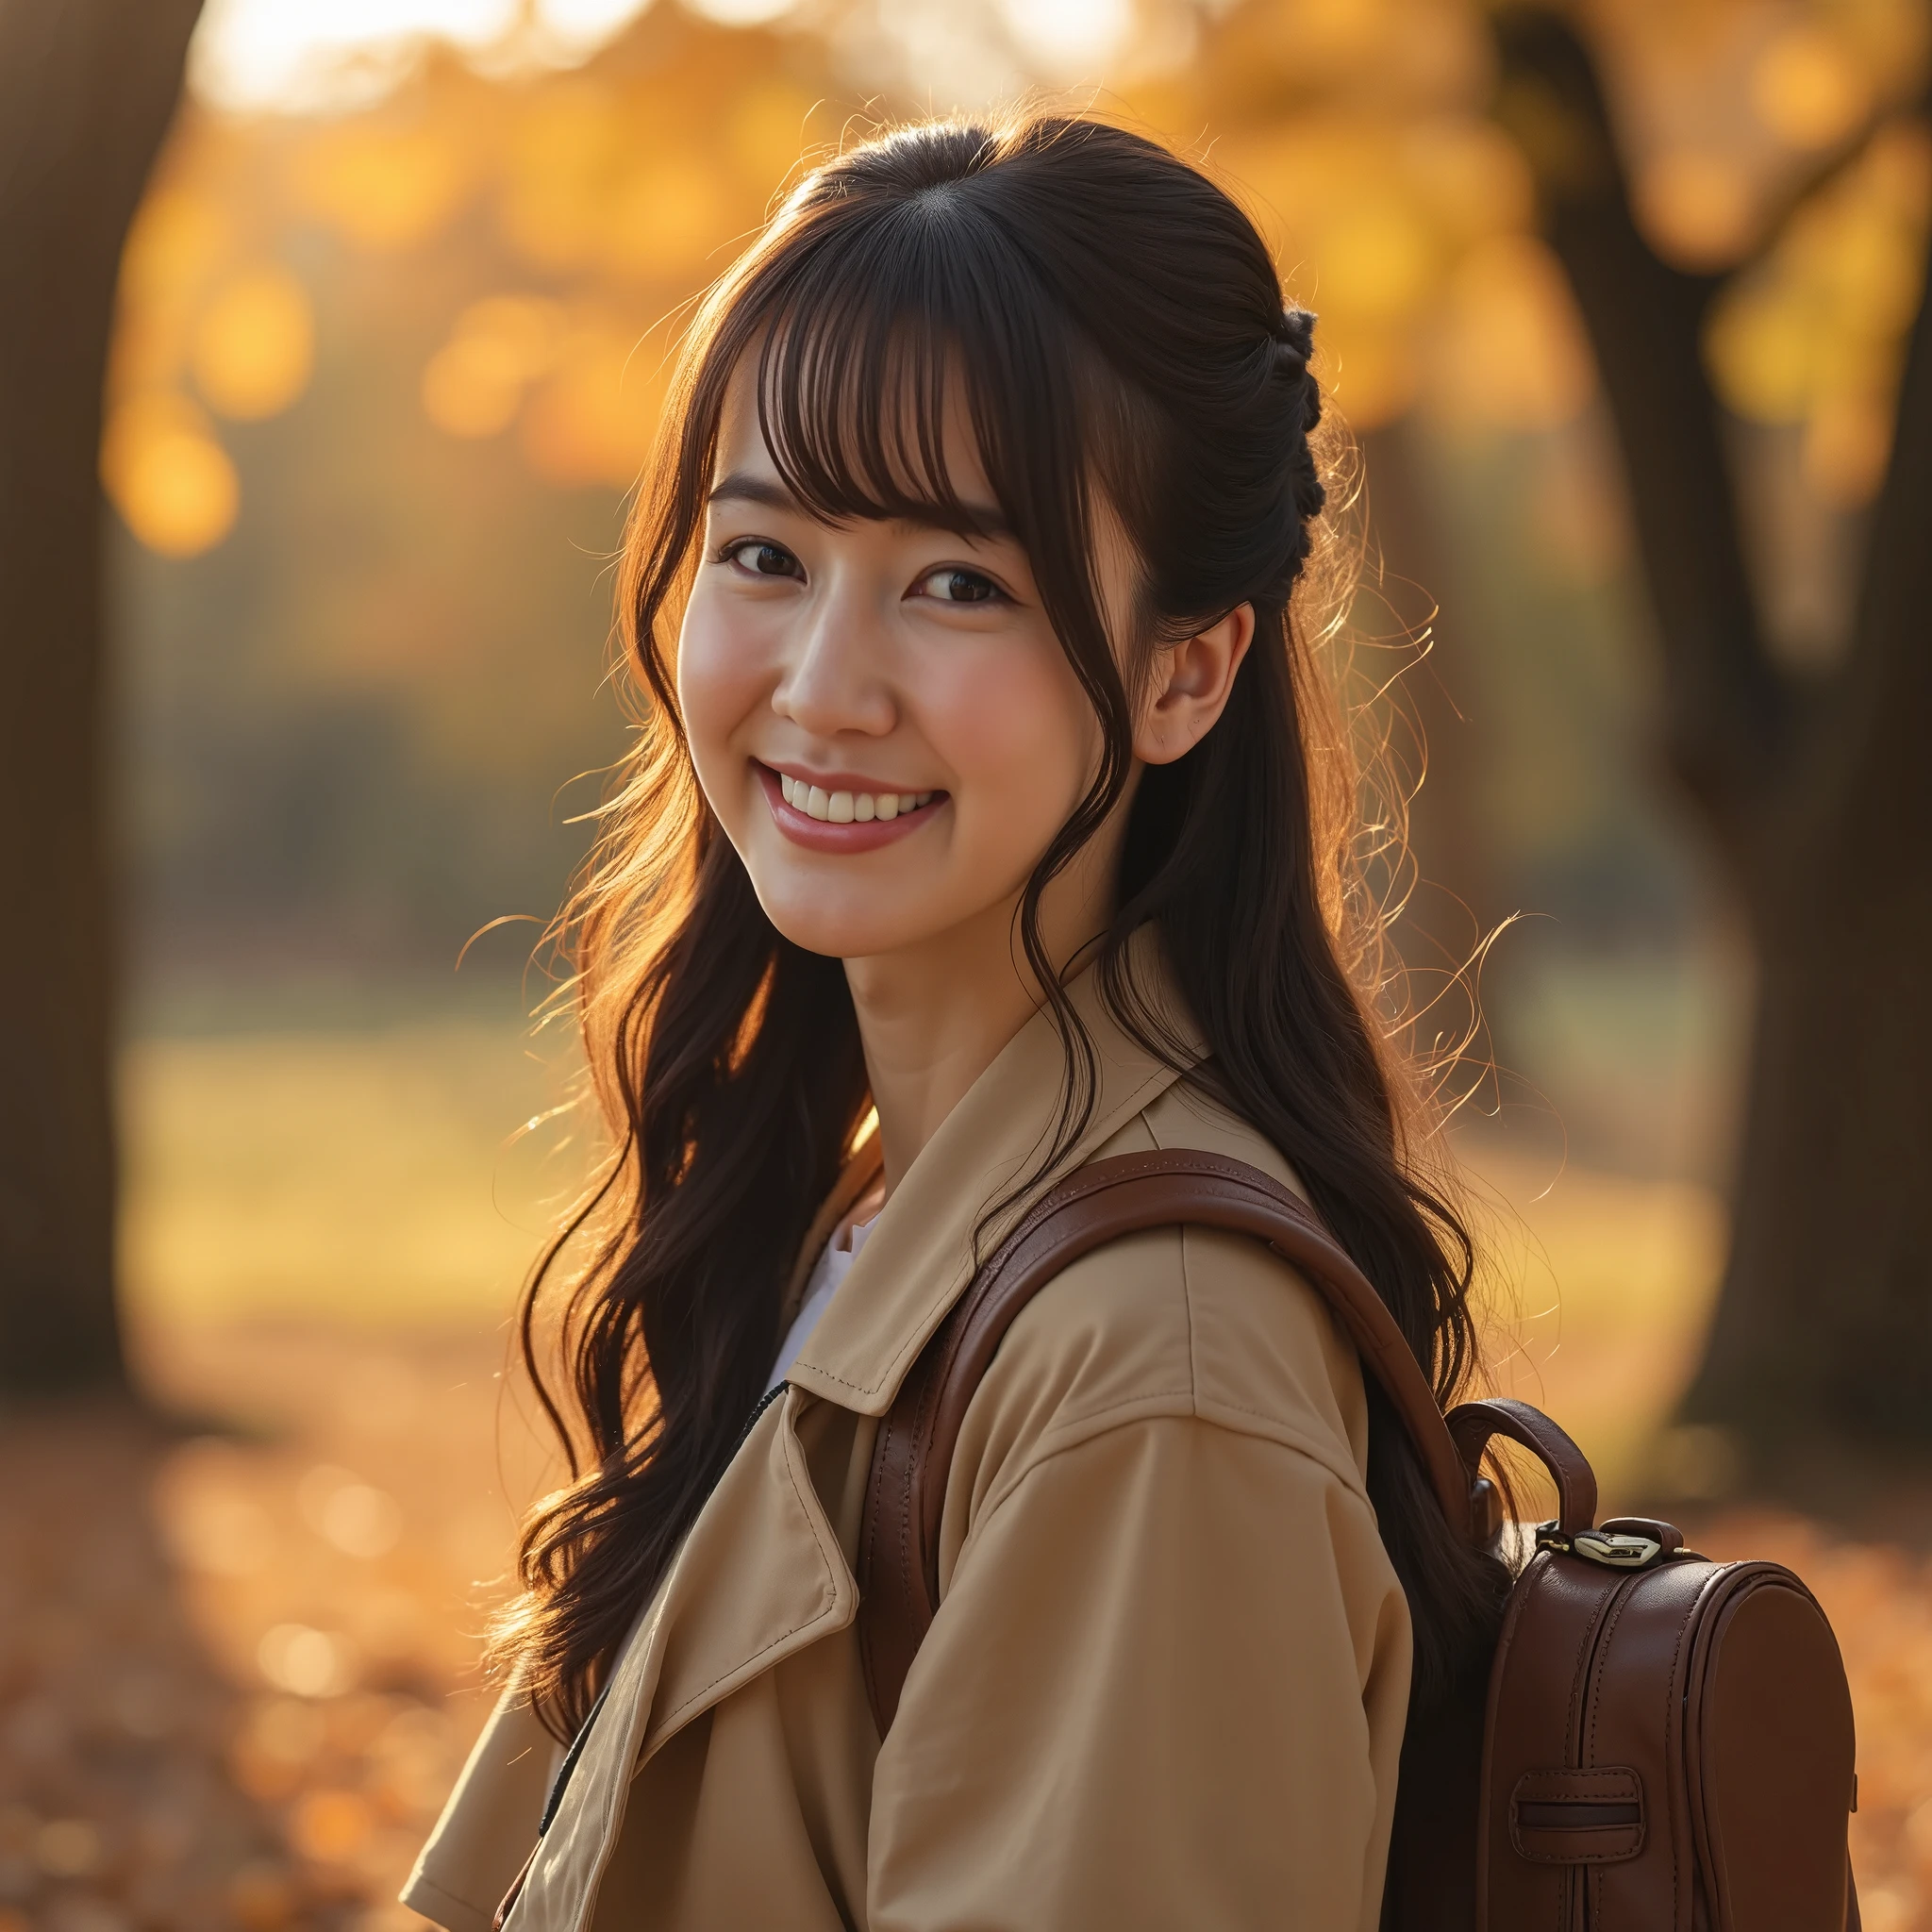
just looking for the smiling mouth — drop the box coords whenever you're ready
[775,772,940,824]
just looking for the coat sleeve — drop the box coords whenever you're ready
[401,1686,561,1932]
[864,1414,1412,1932]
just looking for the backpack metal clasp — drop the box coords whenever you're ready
[1535,1522,1665,1569]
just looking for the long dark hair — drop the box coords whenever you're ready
[497,112,1502,1740]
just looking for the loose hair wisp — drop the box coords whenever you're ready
[498,113,1504,1740]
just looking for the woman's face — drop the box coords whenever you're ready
[678,358,1119,967]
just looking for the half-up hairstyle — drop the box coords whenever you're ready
[495,111,1504,1740]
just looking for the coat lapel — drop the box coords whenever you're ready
[508,1387,854,1930]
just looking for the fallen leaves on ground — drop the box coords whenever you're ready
[0,1321,551,1931]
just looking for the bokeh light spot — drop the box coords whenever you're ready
[520,315,663,486]
[291,120,475,251]
[1636,151,1756,270]
[1706,287,1815,423]
[1000,0,1131,73]
[1805,391,1894,506]
[536,0,650,51]
[258,1624,359,1699]
[686,0,796,24]
[1751,25,1871,152]
[1432,232,1596,433]
[287,1787,375,1865]
[192,0,520,114]
[35,1817,103,1879]
[423,294,567,438]
[423,334,526,437]
[103,395,241,558]
[192,265,315,421]
[1319,196,1438,323]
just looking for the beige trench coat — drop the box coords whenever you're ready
[404,937,1412,1932]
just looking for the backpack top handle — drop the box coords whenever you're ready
[1445,1396,1598,1536]
[859,1149,1500,1733]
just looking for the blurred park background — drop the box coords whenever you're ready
[3,0,1931,1924]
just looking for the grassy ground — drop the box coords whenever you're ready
[120,1002,582,1332]
[1,1008,1918,1928]
[119,1010,1728,1499]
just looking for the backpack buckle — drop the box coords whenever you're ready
[1535,1522,1665,1569]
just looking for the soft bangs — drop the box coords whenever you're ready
[730,192,1091,557]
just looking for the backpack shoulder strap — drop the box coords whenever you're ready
[857,1148,1480,1735]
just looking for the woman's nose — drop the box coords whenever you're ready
[770,584,895,738]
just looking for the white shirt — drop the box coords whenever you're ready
[764,1208,881,1394]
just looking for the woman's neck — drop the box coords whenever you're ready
[843,895,1042,1196]
[844,864,1115,1195]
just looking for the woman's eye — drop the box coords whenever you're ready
[914,566,1002,605]
[724,540,804,580]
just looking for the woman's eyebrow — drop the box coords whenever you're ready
[708,472,798,513]
[707,470,1010,541]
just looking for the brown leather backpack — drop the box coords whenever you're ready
[858,1149,1861,1930]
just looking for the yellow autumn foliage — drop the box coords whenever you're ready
[106,0,1932,555]
[1707,119,1932,503]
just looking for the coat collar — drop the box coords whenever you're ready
[787,924,1205,1418]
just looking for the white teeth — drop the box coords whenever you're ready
[775,774,940,824]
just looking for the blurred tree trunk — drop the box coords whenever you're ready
[1491,8,1932,1481]
[0,0,202,1394]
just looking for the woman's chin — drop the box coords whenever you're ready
[753,893,948,964]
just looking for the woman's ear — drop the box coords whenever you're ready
[1133,605,1255,766]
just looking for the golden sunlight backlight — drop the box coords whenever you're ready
[190,0,659,113]
[1000,0,1133,74]
[116,0,1928,559]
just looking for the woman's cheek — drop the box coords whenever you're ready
[934,641,1094,860]
[676,595,765,833]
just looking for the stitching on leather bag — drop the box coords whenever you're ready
[1659,1573,1705,1931]
[912,1314,953,1608]
[864,1363,920,1704]
[1510,1771,1647,1871]
[1512,1820,1646,1866]
[1587,1578,1638,1765]
[1562,1564,1600,1768]
[1583,1577,1642,1926]
[1543,1561,1600,1932]
[1516,1769,1642,1802]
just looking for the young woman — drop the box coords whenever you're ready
[404,112,1501,1932]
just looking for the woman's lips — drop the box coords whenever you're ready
[755,763,946,853]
